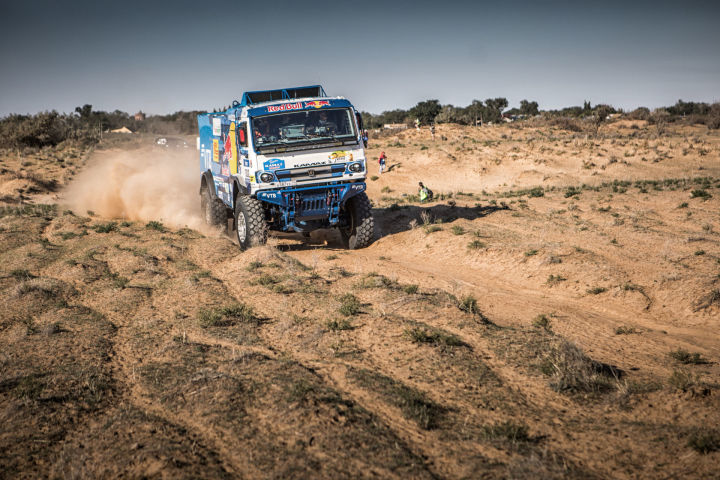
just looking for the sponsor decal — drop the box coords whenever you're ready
[267,102,302,113]
[229,122,238,175]
[243,158,250,167]
[263,158,285,171]
[304,100,330,109]
[221,162,230,176]
[202,148,212,170]
[250,175,255,183]
[212,117,222,136]
[223,130,232,162]
[296,160,329,168]
[212,139,219,163]
[329,150,353,162]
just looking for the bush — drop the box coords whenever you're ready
[338,293,361,316]
[687,429,720,454]
[627,107,650,121]
[198,303,257,327]
[669,349,709,365]
[550,117,584,132]
[708,103,720,130]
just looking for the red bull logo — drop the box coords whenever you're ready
[304,100,330,109]
[267,102,302,113]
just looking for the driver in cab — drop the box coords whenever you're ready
[314,111,337,135]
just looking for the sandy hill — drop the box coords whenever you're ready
[1,122,719,478]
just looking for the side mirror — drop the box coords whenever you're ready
[238,123,247,146]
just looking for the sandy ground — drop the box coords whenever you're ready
[1,123,719,479]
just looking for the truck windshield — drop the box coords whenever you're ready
[252,108,356,150]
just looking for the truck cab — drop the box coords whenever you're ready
[198,85,373,250]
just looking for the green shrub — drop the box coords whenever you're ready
[145,220,165,231]
[198,303,257,327]
[691,189,711,200]
[669,349,709,365]
[468,240,486,250]
[338,293,361,316]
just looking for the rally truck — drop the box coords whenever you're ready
[197,85,373,250]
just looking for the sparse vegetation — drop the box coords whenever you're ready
[690,189,712,200]
[468,239,486,250]
[615,326,638,335]
[198,303,257,327]
[338,293,361,316]
[533,314,552,332]
[669,349,709,365]
[92,221,117,233]
[145,220,165,231]
[687,429,720,454]
[405,325,466,348]
[587,287,607,295]
[540,340,621,394]
[483,420,533,444]
[326,318,354,331]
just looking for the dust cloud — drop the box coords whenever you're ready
[63,148,207,230]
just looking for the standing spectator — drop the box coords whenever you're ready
[378,151,387,174]
[362,129,368,148]
[430,124,435,141]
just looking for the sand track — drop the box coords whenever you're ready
[1,122,719,478]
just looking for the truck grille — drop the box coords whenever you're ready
[297,193,330,220]
[275,164,345,183]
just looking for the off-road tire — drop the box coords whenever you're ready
[235,195,267,250]
[201,184,227,227]
[340,192,374,249]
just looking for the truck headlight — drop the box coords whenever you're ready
[259,172,274,183]
[348,162,363,173]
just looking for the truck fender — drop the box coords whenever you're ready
[200,170,217,198]
[232,178,249,207]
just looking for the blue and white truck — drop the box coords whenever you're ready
[197,85,373,250]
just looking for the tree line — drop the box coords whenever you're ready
[1,98,719,149]
[0,105,201,149]
[361,98,720,130]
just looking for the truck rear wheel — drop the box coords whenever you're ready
[235,195,267,250]
[201,184,227,227]
[340,192,374,249]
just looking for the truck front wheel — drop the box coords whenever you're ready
[235,196,267,250]
[340,192,374,249]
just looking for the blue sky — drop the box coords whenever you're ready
[0,0,718,116]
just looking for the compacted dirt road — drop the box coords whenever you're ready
[1,122,719,478]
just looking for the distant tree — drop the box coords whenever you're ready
[708,103,720,130]
[519,100,539,116]
[435,105,471,125]
[668,99,709,117]
[592,104,614,136]
[583,101,592,114]
[627,107,650,120]
[467,100,485,125]
[75,104,93,119]
[484,97,508,123]
[409,100,441,125]
[648,108,670,135]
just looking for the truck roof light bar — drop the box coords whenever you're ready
[238,85,326,107]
